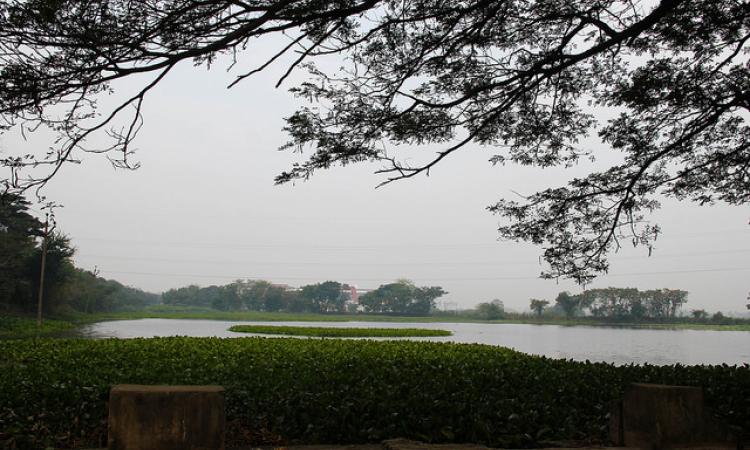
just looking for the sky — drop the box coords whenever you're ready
[2,37,749,314]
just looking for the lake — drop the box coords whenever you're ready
[81,318,750,366]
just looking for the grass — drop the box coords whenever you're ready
[228,324,452,337]
[0,315,75,339]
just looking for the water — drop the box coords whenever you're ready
[81,318,750,366]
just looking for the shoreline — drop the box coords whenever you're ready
[3,310,750,340]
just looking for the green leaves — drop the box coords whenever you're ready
[1,337,748,449]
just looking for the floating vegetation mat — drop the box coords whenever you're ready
[228,324,452,337]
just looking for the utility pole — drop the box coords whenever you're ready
[36,216,49,328]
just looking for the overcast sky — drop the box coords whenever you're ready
[2,38,749,314]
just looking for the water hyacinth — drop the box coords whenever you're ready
[228,325,452,337]
[1,337,748,449]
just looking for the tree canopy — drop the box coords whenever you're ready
[359,280,446,315]
[529,298,549,317]
[1,0,748,281]
[544,287,690,320]
[474,299,505,320]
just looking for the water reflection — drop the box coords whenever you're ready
[81,318,750,366]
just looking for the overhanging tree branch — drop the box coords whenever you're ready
[1,0,748,282]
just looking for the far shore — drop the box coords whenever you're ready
[67,308,750,332]
[4,308,750,339]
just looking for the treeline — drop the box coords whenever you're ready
[163,279,446,316]
[468,288,746,325]
[360,282,446,315]
[550,288,690,320]
[162,280,345,313]
[0,193,159,315]
[527,287,742,324]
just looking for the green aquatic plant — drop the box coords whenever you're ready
[1,337,748,449]
[228,325,452,337]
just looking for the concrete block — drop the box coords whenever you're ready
[108,384,225,450]
[382,439,494,449]
[620,383,737,449]
[609,399,624,446]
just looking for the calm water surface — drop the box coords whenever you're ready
[81,319,750,366]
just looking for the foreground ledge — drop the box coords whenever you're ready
[108,384,225,450]
[610,383,739,449]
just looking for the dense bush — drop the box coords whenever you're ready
[1,338,748,449]
[228,325,452,337]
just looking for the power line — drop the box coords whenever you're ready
[75,248,750,267]
[70,227,749,250]
[73,237,495,250]
[98,266,750,283]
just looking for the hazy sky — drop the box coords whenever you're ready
[2,38,749,314]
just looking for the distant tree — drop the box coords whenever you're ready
[411,286,446,315]
[475,300,504,321]
[663,289,689,317]
[263,286,286,312]
[712,311,726,323]
[162,285,201,307]
[360,280,445,315]
[691,309,709,320]
[282,290,306,313]
[641,289,670,318]
[61,268,159,313]
[360,282,413,314]
[586,287,640,319]
[211,284,242,311]
[554,292,580,319]
[240,280,273,311]
[195,285,221,310]
[629,298,647,321]
[581,287,687,321]
[529,299,549,318]
[300,281,348,313]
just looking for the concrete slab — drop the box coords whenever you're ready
[108,384,226,450]
[382,438,496,449]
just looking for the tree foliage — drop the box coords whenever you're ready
[161,279,335,313]
[691,309,708,320]
[554,291,580,319]
[300,280,349,313]
[60,267,159,313]
[1,0,748,281]
[359,280,446,315]
[567,287,688,320]
[474,299,505,320]
[529,298,549,317]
